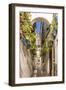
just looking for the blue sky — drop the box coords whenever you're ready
[36,21,42,33]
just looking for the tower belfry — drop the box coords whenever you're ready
[33,21,43,77]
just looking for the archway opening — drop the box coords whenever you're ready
[31,17,50,77]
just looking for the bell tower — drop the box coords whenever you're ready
[33,21,43,77]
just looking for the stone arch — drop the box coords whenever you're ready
[31,17,50,25]
[31,17,50,77]
[31,17,50,44]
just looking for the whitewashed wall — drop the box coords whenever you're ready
[31,13,53,24]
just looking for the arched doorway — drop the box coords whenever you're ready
[31,17,50,77]
[32,17,50,46]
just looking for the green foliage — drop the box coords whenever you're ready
[41,40,49,56]
[50,14,58,31]
[20,12,58,56]
[41,14,58,56]
[41,40,53,56]
[20,12,33,33]
[20,12,36,50]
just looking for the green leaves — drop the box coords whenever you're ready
[20,12,33,33]
[41,14,58,56]
[20,12,36,50]
[41,40,49,56]
[20,12,58,56]
[50,14,58,32]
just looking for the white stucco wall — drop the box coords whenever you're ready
[31,13,53,24]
